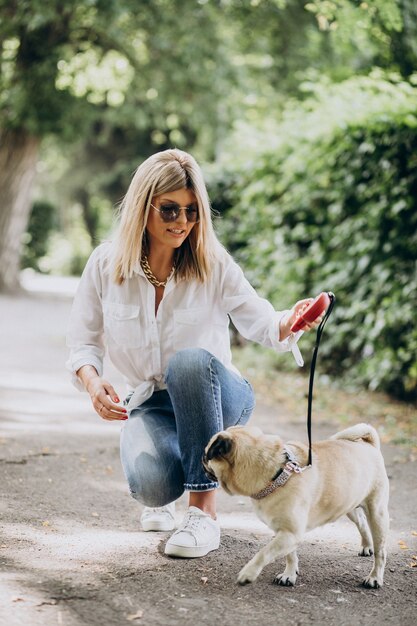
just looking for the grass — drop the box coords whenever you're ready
[232,344,417,455]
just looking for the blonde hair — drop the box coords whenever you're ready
[112,149,221,284]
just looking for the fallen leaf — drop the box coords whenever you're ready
[398,540,409,550]
[127,610,143,621]
[200,576,208,585]
[36,600,58,607]
[411,531,417,536]
[42,520,50,527]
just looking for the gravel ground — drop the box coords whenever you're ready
[0,278,416,626]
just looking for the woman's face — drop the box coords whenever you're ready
[146,187,198,253]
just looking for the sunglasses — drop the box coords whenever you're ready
[150,202,199,223]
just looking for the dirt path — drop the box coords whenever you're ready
[0,280,416,626]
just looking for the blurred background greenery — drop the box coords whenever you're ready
[1,0,416,401]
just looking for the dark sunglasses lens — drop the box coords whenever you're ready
[159,204,179,222]
[186,205,199,222]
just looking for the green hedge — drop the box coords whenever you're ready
[212,73,417,400]
[21,200,57,272]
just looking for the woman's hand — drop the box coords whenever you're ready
[76,365,128,421]
[86,377,128,421]
[279,298,324,341]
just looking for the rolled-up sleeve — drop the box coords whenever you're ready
[66,247,106,390]
[219,255,304,364]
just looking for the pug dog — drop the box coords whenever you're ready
[203,423,389,589]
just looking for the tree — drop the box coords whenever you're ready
[0,0,227,289]
[39,0,228,248]
[0,1,133,289]
[3,0,415,289]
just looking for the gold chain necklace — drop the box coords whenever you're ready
[140,254,175,288]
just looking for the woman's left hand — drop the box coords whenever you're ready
[279,298,324,341]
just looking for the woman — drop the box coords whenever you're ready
[67,148,318,559]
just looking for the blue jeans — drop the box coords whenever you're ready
[120,348,255,507]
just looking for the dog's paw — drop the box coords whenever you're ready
[358,547,373,557]
[273,570,298,587]
[362,576,382,589]
[237,563,260,586]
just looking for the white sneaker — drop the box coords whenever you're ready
[140,502,176,532]
[164,506,220,558]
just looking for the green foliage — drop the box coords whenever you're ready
[305,0,402,32]
[0,0,229,147]
[1,0,237,260]
[21,200,57,271]
[6,0,416,253]
[1,1,94,135]
[36,206,92,276]
[305,0,417,77]
[20,197,93,276]
[213,73,417,400]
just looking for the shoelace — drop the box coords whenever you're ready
[143,506,172,517]
[177,512,204,535]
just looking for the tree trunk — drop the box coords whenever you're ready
[0,129,40,292]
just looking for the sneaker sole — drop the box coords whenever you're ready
[141,520,175,532]
[164,537,220,558]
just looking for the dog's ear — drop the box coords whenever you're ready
[206,434,233,461]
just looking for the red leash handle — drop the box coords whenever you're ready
[290,292,331,333]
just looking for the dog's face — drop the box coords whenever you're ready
[203,426,285,497]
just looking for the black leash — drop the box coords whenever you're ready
[306,292,336,466]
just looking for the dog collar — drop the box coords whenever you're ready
[250,447,309,500]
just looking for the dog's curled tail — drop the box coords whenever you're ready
[330,423,380,450]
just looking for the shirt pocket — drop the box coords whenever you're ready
[173,307,226,352]
[173,307,208,351]
[103,302,141,348]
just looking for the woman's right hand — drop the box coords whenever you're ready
[86,377,128,421]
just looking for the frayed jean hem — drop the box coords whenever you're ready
[184,482,218,491]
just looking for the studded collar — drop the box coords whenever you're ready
[250,447,310,500]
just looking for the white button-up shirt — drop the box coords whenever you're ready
[66,242,303,410]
